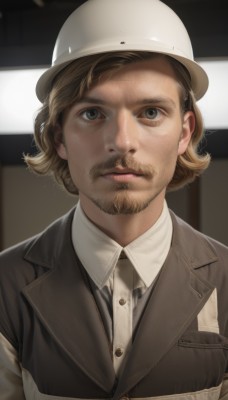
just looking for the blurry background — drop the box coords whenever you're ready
[0,0,228,250]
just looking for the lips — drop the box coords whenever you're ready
[100,168,145,183]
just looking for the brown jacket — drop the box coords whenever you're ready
[0,208,228,399]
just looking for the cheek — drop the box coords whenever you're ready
[67,157,85,189]
[65,140,95,181]
[148,134,180,163]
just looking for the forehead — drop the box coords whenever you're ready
[86,56,181,102]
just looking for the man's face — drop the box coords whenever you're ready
[57,57,194,216]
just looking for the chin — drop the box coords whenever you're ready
[91,191,156,215]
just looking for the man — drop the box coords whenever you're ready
[1,0,228,399]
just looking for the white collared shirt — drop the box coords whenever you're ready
[72,201,173,375]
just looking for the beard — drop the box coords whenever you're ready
[88,155,157,215]
[90,189,157,215]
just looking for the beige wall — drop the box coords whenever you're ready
[201,159,228,245]
[1,159,228,250]
[1,166,76,249]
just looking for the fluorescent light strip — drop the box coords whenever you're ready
[0,68,45,134]
[197,59,228,129]
[0,59,227,134]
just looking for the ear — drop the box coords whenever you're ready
[178,111,195,155]
[54,126,68,160]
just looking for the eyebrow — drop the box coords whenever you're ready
[76,96,177,109]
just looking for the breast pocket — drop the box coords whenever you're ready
[178,331,228,388]
[179,331,228,349]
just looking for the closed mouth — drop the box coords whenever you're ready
[102,168,143,176]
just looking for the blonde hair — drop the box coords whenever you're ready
[24,51,210,194]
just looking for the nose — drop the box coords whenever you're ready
[104,111,139,155]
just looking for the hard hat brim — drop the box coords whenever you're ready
[36,49,208,103]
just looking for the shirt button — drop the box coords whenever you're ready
[119,298,126,306]
[115,347,124,357]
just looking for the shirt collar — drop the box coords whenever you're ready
[72,201,173,289]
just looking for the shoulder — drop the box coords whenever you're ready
[0,207,75,281]
[0,208,76,346]
[170,210,228,262]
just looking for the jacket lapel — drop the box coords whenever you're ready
[113,212,218,399]
[22,209,116,393]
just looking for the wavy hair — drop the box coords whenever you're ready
[24,51,210,194]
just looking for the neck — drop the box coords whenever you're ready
[79,193,165,246]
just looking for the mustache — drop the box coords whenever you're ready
[90,155,154,180]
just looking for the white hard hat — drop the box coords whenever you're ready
[36,0,208,102]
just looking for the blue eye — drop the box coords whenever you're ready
[82,108,101,120]
[144,108,159,119]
